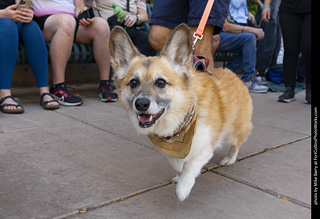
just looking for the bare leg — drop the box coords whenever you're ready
[76,17,111,80]
[42,14,76,85]
[189,25,215,72]
[148,24,173,52]
[149,24,215,72]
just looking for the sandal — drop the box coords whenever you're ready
[0,96,24,114]
[40,93,60,110]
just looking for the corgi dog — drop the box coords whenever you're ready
[109,24,253,201]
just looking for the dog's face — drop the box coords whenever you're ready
[110,24,196,136]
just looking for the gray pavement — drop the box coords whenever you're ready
[0,84,311,219]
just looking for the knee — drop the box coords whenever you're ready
[148,25,171,52]
[90,17,110,37]
[54,14,76,35]
[0,18,18,38]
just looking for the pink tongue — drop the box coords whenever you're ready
[139,114,152,123]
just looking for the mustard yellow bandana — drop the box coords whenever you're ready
[148,105,197,159]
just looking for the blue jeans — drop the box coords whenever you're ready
[217,32,257,82]
[0,18,48,89]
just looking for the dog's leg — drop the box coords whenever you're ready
[219,145,240,166]
[219,122,252,166]
[165,156,185,183]
[175,148,213,202]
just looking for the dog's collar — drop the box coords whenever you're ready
[148,104,197,159]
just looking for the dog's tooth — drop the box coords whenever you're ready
[149,116,153,122]
[138,115,141,121]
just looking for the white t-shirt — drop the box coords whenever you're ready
[86,0,146,20]
[31,0,75,17]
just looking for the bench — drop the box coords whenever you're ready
[17,43,237,66]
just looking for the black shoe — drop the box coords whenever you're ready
[50,83,84,106]
[278,87,295,103]
[99,81,118,102]
[304,84,311,104]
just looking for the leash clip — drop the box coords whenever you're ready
[192,32,203,50]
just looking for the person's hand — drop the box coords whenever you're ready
[124,14,137,27]
[79,18,93,27]
[252,28,265,40]
[261,7,271,23]
[1,4,19,22]
[17,7,33,23]
[248,12,255,25]
[76,6,93,27]
[75,6,87,19]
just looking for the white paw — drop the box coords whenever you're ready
[219,156,236,166]
[171,175,179,183]
[175,178,195,202]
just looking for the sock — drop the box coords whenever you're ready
[50,82,66,93]
[100,80,110,86]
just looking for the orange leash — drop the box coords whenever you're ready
[192,0,215,50]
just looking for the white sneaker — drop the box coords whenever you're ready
[244,80,269,93]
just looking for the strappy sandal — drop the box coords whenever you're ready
[0,96,24,114]
[40,93,60,110]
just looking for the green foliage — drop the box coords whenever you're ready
[247,0,258,17]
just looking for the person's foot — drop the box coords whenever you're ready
[278,87,295,103]
[255,69,268,85]
[50,83,84,106]
[304,84,311,104]
[40,93,60,110]
[0,96,24,114]
[99,81,118,102]
[243,80,269,93]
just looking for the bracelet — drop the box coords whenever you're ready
[260,4,270,11]
[134,14,139,23]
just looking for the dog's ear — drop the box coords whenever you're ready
[109,26,140,80]
[160,24,193,68]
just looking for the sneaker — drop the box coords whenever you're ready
[255,69,268,84]
[278,87,295,103]
[304,84,311,104]
[99,81,118,102]
[50,83,84,106]
[244,80,269,93]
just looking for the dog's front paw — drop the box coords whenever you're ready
[175,177,195,202]
[219,156,236,166]
[171,175,179,184]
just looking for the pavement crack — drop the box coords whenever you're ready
[210,170,311,209]
[237,136,310,164]
[53,181,172,219]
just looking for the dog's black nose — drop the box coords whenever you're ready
[135,98,150,112]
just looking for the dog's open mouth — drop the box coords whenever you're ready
[137,108,165,128]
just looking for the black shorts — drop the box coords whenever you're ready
[150,0,229,35]
[33,14,80,42]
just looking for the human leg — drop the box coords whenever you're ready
[278,11,303,102]
[300,13,311,103]
[132,30,156,56]
[0,18,23,112]
[148,25,173,52]
[76,17,117,102]
[39,14,83,106]
[17,21,59,109]
[279,11,302,90]
[76,17,110,81]
[42,14,75,85]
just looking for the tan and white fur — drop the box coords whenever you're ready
[109,24,253,201]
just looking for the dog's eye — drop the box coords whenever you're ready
[129,79,139,89]
[155,79,167,88]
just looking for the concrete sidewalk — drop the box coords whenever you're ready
[0,84,311,219]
